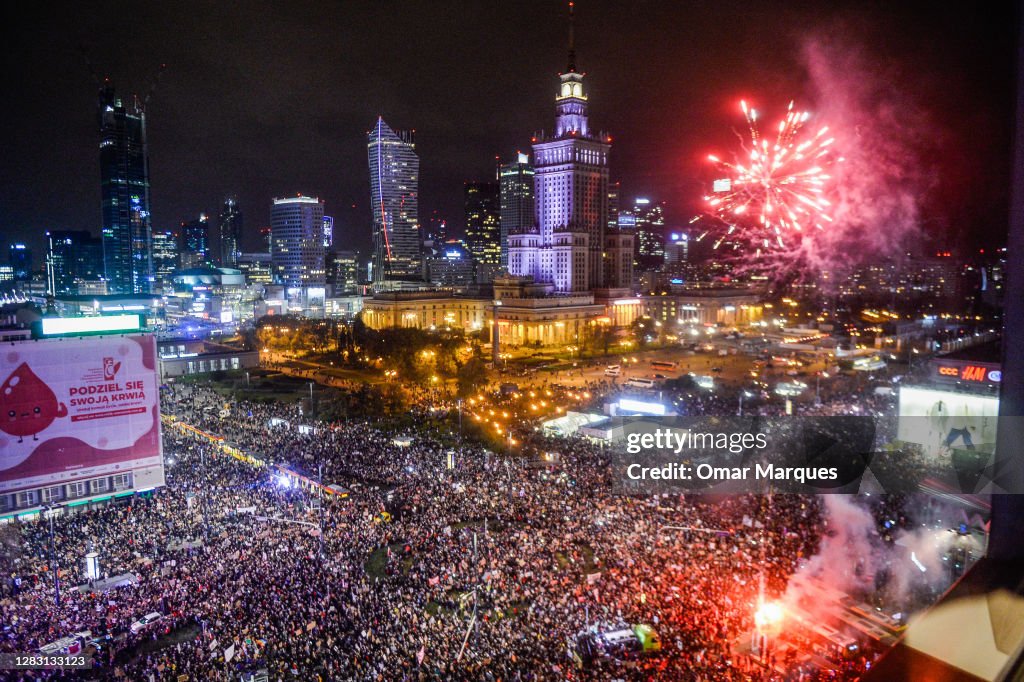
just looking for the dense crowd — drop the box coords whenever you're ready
[0,370,945,681]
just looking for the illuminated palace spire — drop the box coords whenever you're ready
[508,1,611,292]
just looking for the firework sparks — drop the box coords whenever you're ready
[705,101,838,251]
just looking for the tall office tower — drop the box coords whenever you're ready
[632,197,666,270]
[465,181,501,266]
[270,196,326,288]
[499,153,535,268]
[607,181,621,233]
[509,4,611,292]
[46,230,104,294]
[8,243,32,281]
[367,117,421,286]
[98,81,154,293]
[180,214,212,268]
[259,226,273,253]
[151,229,178,286]
[322,216,334,249]
[218,195,243,267]
[327,250,359,295]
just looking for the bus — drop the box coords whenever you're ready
[650,360,678,371]
[625,377,657,389]
[604,365,621,377]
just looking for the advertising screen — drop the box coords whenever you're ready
[897,385,999,451]
[0,335,163,494]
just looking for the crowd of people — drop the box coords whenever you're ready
[0,365,950,681]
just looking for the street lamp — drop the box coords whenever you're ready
[738,390,753,416]
[492,300,502,366]
[457,399,463,440]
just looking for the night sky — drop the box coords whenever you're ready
[0,0,1016,259]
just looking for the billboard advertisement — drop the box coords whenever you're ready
[897,385,999,452]
[0,335,163,495]
[929,358,1001,386]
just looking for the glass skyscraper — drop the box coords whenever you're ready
[499,153,535,269]
[99,82,154,294]
[367,117,421,287]
[219,195,243,267]
[180,214,212,269]
[270,196,326,288]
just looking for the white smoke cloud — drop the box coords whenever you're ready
[784,495,877,602]
[780,495,979,624]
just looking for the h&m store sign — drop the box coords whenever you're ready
[932,360,1001,384]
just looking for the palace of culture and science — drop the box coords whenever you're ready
[361,8,758,345]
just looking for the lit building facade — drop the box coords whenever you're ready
[99,82,153,294]
[46,230,104,295]
[219,195,243,267]
[425,242,475,288]
[236,252,274,285]
[643,289,763,327]
[165,266,263,324]
[362,292,489,332]
[180,214,211,268]
[465,181,501,276]
[322,215,334,249]
[829,255,961,302]
[492,274,606,345]
[270,196,326,289]
[327,250,359,295]
[151,229,178,288]
[368,117,421,286]
[508,32,611,292]
[665,231,689,270]
[607,181,621,232]
[631,197,666,270]
[499,153,535,268]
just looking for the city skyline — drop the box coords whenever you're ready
[0,1,1015,261]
